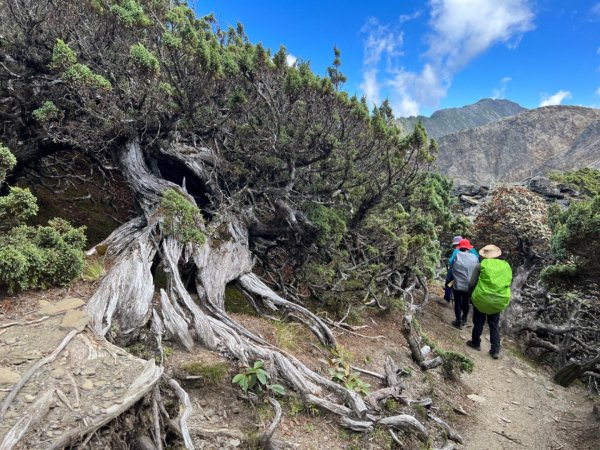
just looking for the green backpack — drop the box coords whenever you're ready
[471,259,512,314]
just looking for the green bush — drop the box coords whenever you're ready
[32,101,61,122]
[129,43,160,73]
[0,145,86,293]
[544,195,600,284]
[50,39,77,69]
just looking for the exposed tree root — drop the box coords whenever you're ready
[76,139,449,445]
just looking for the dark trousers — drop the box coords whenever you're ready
[453,289,470,322]
[472,306,501,353]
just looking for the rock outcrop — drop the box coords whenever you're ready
[436,106,600,185]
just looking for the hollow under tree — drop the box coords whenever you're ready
[0,0,460,446]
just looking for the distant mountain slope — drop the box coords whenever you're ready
[435,105,600,185]
[397,98,527,139]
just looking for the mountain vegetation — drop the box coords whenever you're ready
[0,0,468,447]
[396,98,526,139]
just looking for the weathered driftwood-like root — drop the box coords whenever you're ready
[167,378,194,450]
[0,329,79,418]
[237,274,336,347]
[48,360,163,449]
[86,228,157,340]
[0,388,55,450]
[428,413,464,444]
[260,397,283,450]
[401,314,443,371]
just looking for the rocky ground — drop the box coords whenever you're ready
[0,288,161,449]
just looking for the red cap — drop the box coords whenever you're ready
[457,239,473,250]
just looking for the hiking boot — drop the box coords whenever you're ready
[451,320,462,329]
[461,318,468,327]
[466,340,481,351]
[490,350,501,360]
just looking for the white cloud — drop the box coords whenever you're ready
[539,90,572,107]
[492,76,512,99]
[360,0,535,116]
[360,69,380,107]
[596,87,600,96]
[286,54,297,66]
[591,2,600,17]
[399,11,421,23]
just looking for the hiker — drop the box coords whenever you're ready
[449,239,479,328]
[467,244,512,359]
[443,235,462,301]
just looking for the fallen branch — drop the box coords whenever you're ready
[0,316,50,329]
[492,429,522,445]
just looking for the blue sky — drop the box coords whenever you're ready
[198,1,600,117]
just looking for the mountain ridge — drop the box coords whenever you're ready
[397,98,527,139]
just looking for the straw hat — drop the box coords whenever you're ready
[479,244,502,259]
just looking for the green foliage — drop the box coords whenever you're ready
[32,101,60,122]
[0,145,85,293]
[274,322,302,351]
[439,350,474,380]
[181,361,227,385]
[82,255,104,281]
[545,194,600,283]
[0,145,37,226]
[110,0,151,27]
[549,168,600,198]
[64,64,112,91]
[304,202,347,245]
[232,360,285,396]
[50,39,77,69]
[0,144,17,182]
[129,43,160,73]
[328,347,370,396]
[160,189,205,245]
[0,219,86,292]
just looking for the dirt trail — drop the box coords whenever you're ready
[423,298,598,450]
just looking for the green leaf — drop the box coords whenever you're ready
[253,360,264,369]
[232,373,244,384]
[269,384,285,395]
[256,370,267,385]
[240,376,248,391]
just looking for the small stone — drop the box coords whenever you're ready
[511,401,521,405]
[0,368,20,385]
[229,438,241,447]
[46,431,53,438]
[51,368,66,379]
[60,310,90,332]
[4,337,17,345]
[94,381,107,387]
[102,390,115,398]
[232,407,240,414]
[82,367,96,377]
[24,394,36,403]
[4,411,17,419]
[37,297,85,316]
[81,380,94,390]
[467,394,486,404]
[38,300,50,307]
[91,406,101,415]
